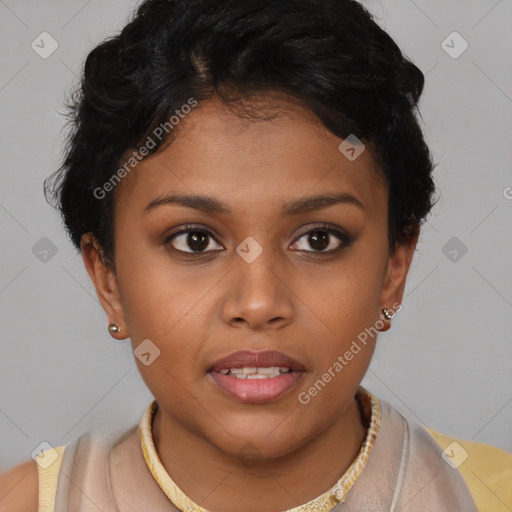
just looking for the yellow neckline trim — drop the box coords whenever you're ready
[139,387,381,512]
[37,445,66,512]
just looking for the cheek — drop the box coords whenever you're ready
[115,265,168,341]
[289,236,386,386]
[298,255,385,341]
[113,243,215,383]
[113,232,191,338]
[294,270,379,417]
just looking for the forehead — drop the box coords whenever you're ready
[114,96,387,218]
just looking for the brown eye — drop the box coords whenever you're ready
[166,227,223,253]
[290,225,353,253]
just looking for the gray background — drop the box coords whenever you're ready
[1,0,511,472]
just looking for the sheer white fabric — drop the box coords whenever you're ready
[53,398,477,511]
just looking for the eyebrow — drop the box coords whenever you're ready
[143,192,365,216]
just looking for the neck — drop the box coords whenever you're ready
[152,396,367,512]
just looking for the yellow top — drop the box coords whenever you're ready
[37,399,512,512]
[428,429,512,512]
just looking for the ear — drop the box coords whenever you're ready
[379,226,420,316]
[80,233,129,340]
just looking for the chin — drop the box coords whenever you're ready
[204,420,310,462]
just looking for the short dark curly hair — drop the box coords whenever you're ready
[45,0,436,266]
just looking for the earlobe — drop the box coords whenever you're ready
[80,233,129,339]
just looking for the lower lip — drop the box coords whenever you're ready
[209,371,304,404]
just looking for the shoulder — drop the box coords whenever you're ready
[0,459,39,512]
[428,429,512,512]
[0,444,68,512]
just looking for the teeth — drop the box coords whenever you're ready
[220,366,292,378]
[255,367,277,375]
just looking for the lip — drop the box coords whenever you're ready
[208,350,306,404]
[209,350,306,372]
[209,370,304,404]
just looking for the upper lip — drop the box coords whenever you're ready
[209,350,306,372]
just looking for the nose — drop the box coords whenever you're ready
[221,247,294,331]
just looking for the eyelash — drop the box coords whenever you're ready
[164,223,354,256]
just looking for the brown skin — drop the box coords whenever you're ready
[81,96,418,512]
[0,459,38,512]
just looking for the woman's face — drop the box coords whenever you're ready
[85,96,415,459]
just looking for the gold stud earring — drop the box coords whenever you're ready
[377,308,392,332]
[382,308,393,321]
[108,322,121,335]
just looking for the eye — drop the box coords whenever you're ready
[165,225,223,253]
[165,223,353,255]
[290,224,353,253]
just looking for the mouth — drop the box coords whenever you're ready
[218,366,293,378]
[209,349,306,373]
[208,350,306,404]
